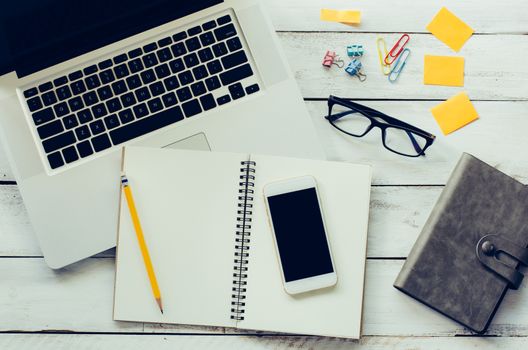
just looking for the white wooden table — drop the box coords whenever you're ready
[1,0,528,348]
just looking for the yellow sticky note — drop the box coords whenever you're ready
[431,92,478,135]
[320,9,361,24]
[426,7,474,52]
[424,55,465,87]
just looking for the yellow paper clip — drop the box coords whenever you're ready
[388,48,411,83]
[376,37,391,75]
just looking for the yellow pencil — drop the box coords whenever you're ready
[121,173,163,314]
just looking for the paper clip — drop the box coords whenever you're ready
[322,50,344,68]
[345,59,367,82]
[376,37,391,75]
[388,48,410,83]
[384,34,410,65]
[347,44,364,57]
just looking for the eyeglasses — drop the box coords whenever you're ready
[325,95,436,157]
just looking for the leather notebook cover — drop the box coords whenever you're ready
[394,153,528,333]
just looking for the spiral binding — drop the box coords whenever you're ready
[230,160,256,321]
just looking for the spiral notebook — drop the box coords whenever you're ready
[113,147,372,339]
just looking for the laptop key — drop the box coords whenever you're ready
[120,92,136,107]
[192,65,209,80]
[125,75,141,90]
[199,32,215,47]
[71,80,87,95]
[83,65,98,75]
[57,86,72,101]
[47,152,64,169]
[85,75,101,89]
[158,37,172,47]
[200,93,216,111]
[212,42,228,57]
[53,76,68,87]
[143,42,158,53]
[118,109,135,124]
[135,87,151,102]
[229,82,245,100]
[184,53,199,68]
[114,64,130,79]
[214,24,237,41]
[155,63,171,79]
[207,59,222,74]
[110,105,184,145]
[128,58,144,73]
[143,53,158,68]
[42,130,76,153]
[97,86,113,101]
[222,50,248,70]
[217,94,231,106]
[89,120,106,135]
[227,37,242,52]
[202,20,217,30]
[62,146,79,163]
[77,141,94,158]
[106,98,122,113]
[163,76,180,91]
[92,103,108,118]
[205,76,221,91]
[104,114,120,130]
[41,91,57,106]
[63,115,79,130]
[147,98,163,113]
[38,82,53,93]
[75,125,91,140]
[191,81,206,97]
[99,69,115,84]
[188,25,202,36]
[173,31,187,42]
[77,109,94,124]
[98,59,113,70]
[128,48,142,59]
[27,96,43,112]
[220,63,253,86]
[68,97,84,112]
[171,42,187,57]
[246,84,260,95]
[198,47,214,63]
[133,103,149,118]
[54,102,70,117]
[176,86,192,102]
[23,88,38,98]
[178,71,194,86]
[68,70,83,81]
[91,134,112,152]
[38,119,64,139]
[182,99,202,118]
[162,92,178,107]
[169,58,185,73]
[141,69,156,85]
[156,48,172,63]
[185,37,201,52]
[217,14,232,25]
[32,108,54,125]
[149,82,165,97]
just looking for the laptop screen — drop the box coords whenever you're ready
[0,0,223,77]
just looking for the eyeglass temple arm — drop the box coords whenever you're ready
[406,131,424,154]
[325,109,360,122]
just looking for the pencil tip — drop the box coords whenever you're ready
[156,298,164,314]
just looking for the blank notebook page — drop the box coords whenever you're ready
[240,154,371,338]
[114,147,243,327]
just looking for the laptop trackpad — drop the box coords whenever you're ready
[162,132,211,151]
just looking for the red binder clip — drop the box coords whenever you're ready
[384,34,410,65]
[322,50,344,68]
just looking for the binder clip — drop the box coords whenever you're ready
[322,50,344,68]
[385,34,410,65]
[388,48,410,83]
[345,59,367,81]
[346,44,364,57]
[376,37,391,75]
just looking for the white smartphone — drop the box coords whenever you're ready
[263,175,337,295]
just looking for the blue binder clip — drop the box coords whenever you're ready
[345,59,367,81]
[388,48,410,83]
[347,44,364,57]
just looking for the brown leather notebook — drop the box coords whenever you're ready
[394,153,528,333]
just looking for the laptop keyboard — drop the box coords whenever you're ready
[22,14,260,171]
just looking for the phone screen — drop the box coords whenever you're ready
[267,187,334,282]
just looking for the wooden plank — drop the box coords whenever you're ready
[266,0,528,34]
[1,334,528,350]
[2,258,528,336]
[281,33,528,100]
[0,184,441,259]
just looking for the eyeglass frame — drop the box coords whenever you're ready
[325,95,436,157]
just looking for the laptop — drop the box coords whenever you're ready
[0,0,324,268]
